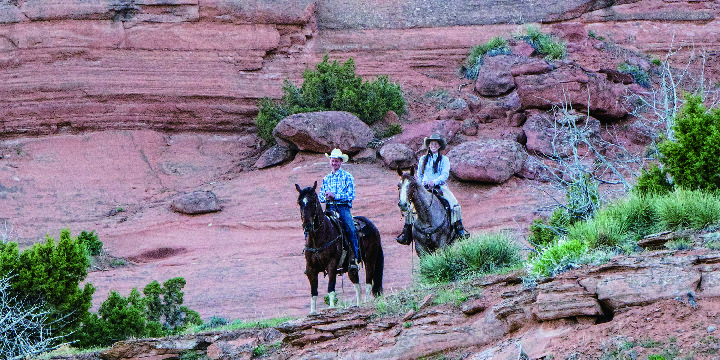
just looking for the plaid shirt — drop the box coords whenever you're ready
[319,168,356,207]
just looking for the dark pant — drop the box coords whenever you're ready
[326,203,359,259]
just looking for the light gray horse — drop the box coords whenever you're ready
[397,167,456,256]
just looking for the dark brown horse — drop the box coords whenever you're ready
[295,181,384,314]
[397,167,456,256]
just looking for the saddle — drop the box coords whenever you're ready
[425,185,452,221]
[324,210,365,271]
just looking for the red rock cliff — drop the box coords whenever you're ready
[0,0,718,136]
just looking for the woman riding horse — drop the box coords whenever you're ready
[396,134,469,246]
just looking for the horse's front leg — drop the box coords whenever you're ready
[307,268,319,314]
[327,265,338,309]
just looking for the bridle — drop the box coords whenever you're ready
[299,192,341,254]
[299,192,321,235]
[399,175,445,235]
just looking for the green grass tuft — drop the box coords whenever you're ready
[462,36,511,79]
[518,25,567,60]
[418,232,522,284]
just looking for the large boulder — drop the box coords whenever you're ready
[515,63,630,120]
[475,55,517,96]
[379,143,416,169]
[254,145,295,169]
[447,140,527,184]
[273,111,374,154]
[170,191,221,215]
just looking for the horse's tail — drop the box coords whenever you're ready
[355,216,384,296]
[373,244,384,296]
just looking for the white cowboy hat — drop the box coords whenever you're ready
[422,134,447,151]
[325,148,349,162]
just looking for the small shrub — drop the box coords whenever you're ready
[618,62,651,88]
[179,351,210,360]
[75,277,202,348]
[634,163,674,196]
[403,321,412,328]
[77,230,103,257]
[528,238,587,277]
[587,30,605,41]
[253,344,268,357]
[655,190,720,230]
[433,288,468,306]
[706,240,720,250]
[195,316,228,331]
[652,58,662,66]
[255,55,405,144]
[658,94,720,192]
[529,208,570,250]
[255,97,288,145]
[419,232,522,284]
[665,238,692,251]
[518,25,566,60]
[0,229,95,339]
[462,36,510,79]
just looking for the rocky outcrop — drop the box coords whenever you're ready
[97,328,282,360]
[81,249,720,360]
[0,0,717,137]
[515,62,631,120]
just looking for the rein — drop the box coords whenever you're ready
[413,215,447,236]
[409,182,447,236]
[304,233,341,253]
[302,203,341,254]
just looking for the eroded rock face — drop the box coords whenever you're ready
[0,0,717,138]
[273,111,374,154]
[515,63,631,120]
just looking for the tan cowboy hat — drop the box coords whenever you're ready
[325,148,349,162]
[422,134,447,151]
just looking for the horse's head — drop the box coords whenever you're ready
[396,167,417,212]
[295,181,322,234]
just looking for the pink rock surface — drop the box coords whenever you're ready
[0,130,547,320]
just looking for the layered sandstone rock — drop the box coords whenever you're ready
[1,0,718,138]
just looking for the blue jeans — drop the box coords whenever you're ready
[326,203,359,260]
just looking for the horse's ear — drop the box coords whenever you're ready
[295,184,302,193]
[396,167,403,177]
[410,166,415,177]
[312,181,317,191]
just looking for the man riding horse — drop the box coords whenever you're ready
[396,134,469,245]
[319,148,360,270]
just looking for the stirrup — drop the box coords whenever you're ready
[348,258,359,270]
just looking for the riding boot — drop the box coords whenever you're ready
[454,220,469,239]
[348,249,359,271]
[395,223,413,245]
